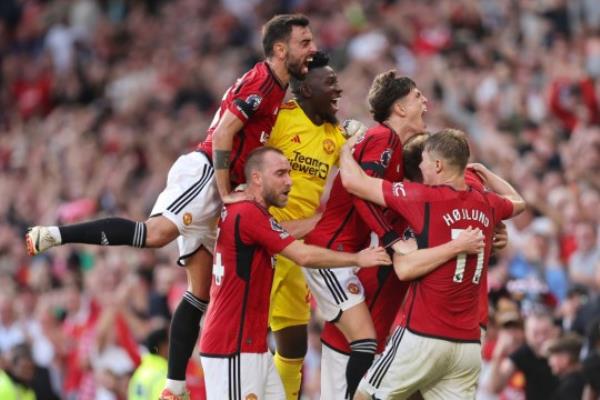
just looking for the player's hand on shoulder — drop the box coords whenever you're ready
[356,246,392,267]
[454,226,484,255]
[466,163,490,184]
[342,119,367,139]
[222,190,254,204]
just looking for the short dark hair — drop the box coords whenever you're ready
[145,327,169,355]
[368,71,415,123]
[402,132,430,182]
[290,51,330,96]
[262,14,310,57]
[424,129,470,172]
[244,146,285,182]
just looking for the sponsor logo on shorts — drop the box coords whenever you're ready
[323,138,336,154]
[183,212,193,225]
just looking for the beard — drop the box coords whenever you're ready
[285,56,307,80]
[264,187,288,208]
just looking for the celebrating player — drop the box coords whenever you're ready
[302,70,427,398]
[339,129,526,400]
[265,51,346,399]
[198,146,391,400]
[25,14,316,400]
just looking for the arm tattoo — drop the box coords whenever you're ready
[214,150,231,169]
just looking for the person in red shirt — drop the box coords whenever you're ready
[25,14,317,400]
[199,146,390,399]
[340,128,526,400]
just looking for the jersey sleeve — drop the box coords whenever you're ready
[228,72,270,124]
[352,132,402,247]
[485,191,514,223]
[241,205,296,255]
[381,180,427,234]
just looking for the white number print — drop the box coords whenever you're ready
[451,229,484,284]
[213,252,225,286]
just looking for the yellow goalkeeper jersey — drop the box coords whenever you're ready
[267,100,346,222]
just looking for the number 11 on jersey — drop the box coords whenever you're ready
[451,228,484,284]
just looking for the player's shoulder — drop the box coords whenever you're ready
[360,124,400,148]
[279,99,299,111]
[225,200,270,218]
[240,61,280,92]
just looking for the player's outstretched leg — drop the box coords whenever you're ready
[335,302,377,399]
[25,215,179,255]
[160,247,212,400]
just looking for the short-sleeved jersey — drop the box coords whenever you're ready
[198,62,287,186]
[321,217,411,354]
[199,201,295,356]
[383,180,514,342]
[304,124,402,252]
[267,100,346,222]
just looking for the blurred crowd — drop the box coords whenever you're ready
[0,0,599,399]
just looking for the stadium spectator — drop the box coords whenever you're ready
[547,333,586,400]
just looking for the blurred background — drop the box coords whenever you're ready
[0,0,599,399]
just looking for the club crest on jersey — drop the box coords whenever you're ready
[323,138,335,155]
[270,218,290,239]
[183,212,193,226]
[392,182,406,197]
[245,94,262,111]
[380,148,392,168]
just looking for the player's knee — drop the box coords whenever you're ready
[274,326,308,358]
[185,249,213,300]
[353,389,370,400]
[145,217,179,247]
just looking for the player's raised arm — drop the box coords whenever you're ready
[467,163,526,216]
[339,141,386,207]
[280,240,391,269]
[392,227,484,280]
[212,109,245,199]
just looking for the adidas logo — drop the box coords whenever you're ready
[101,232,109,246]
[291,135,301,144]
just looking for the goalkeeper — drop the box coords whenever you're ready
[266,51,360,399]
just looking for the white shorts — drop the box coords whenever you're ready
[150,151,221,264]
[321,344,349,400]
[358,328,481,400]
[201,352,284,400]
[303,266,364,322]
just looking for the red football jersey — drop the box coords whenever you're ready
[305,124,402,252]
[199,201,295,356]
[321,218,411,354]
[198,61,287,186]
[383,180,514,342]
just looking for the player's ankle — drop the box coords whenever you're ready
[165,379,187,395]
